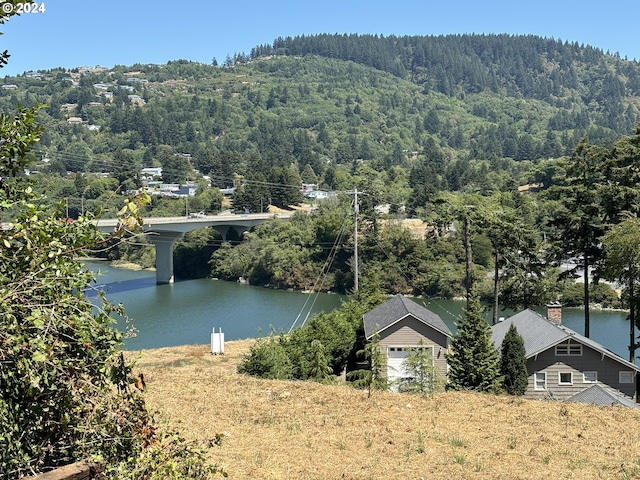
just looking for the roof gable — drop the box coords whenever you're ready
[491,309,640,372]
[363,295,451,340]
[491,309,568,357]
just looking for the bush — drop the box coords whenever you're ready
[237,334,293,379]
[561,282,621,308]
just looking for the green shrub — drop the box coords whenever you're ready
[561,282,621,308]
[237,334,293,379]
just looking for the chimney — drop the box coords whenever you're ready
[546,302,562,325]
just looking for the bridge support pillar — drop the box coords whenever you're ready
[148,231,184,284]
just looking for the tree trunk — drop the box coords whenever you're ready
[583,256,590,338]
[464,216,473,306]
[493,247,499,325]
[630,280,635,362]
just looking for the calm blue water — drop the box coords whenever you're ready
[85,262,636,364]
[85,262,347,350]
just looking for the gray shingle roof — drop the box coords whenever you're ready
[363,295,452,340]
[567,384,640,409]
[491,309,640,372]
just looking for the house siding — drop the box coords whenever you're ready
[525,342,637,400]
[378,316,449,379]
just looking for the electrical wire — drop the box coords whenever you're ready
[287,207,351,333]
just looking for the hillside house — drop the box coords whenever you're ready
[363,295,452,389]
[491,306,640,402]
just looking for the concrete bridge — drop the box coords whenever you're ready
[95,212,291,284]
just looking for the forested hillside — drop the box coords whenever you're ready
[2,33,640,213]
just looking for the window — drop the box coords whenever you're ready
[534,372,546,390]
[555,343,582,356]
[619,371,635,384]
[559,372,573,385]
[583,371,597,383]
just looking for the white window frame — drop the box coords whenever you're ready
[558,371,573,386]
[534,371,546,391]
[387,345,435,363]
[619,371,635,384]
[583,371,597,383]
[555,343,582,356]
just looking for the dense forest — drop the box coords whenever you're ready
[2,34,640,204]
[2,33,640,316]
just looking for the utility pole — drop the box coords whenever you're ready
[354,188,359,292]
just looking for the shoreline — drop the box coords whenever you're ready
[79,257,155,272]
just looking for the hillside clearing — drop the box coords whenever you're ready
[132,340,640,479]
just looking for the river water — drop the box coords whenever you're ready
[85,262,637,364]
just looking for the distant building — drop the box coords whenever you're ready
[176,185,196,197]
[141,167,163,178]
[306,190,333,200]
[128,94,145,106]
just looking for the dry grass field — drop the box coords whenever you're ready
[132,340,640,479]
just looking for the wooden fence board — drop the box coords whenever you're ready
[23,460,103,480]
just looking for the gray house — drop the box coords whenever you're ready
[491,307,640,402]
[363,295,452,387]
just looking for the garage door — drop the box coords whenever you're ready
[387,347,409,383]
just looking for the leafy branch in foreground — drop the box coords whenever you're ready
[0,103,224,478]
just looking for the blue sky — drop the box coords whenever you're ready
[1,0,639,76]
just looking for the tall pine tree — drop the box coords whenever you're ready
[500,324,528,395]
[447,294,501,392]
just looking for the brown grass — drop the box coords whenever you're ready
[131,341,640,479]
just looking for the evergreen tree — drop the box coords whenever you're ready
[447,294,501,392]
[499,324,528,395]
[347,331,387,397]
[308,339,333,383]
[547,139,609,338]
